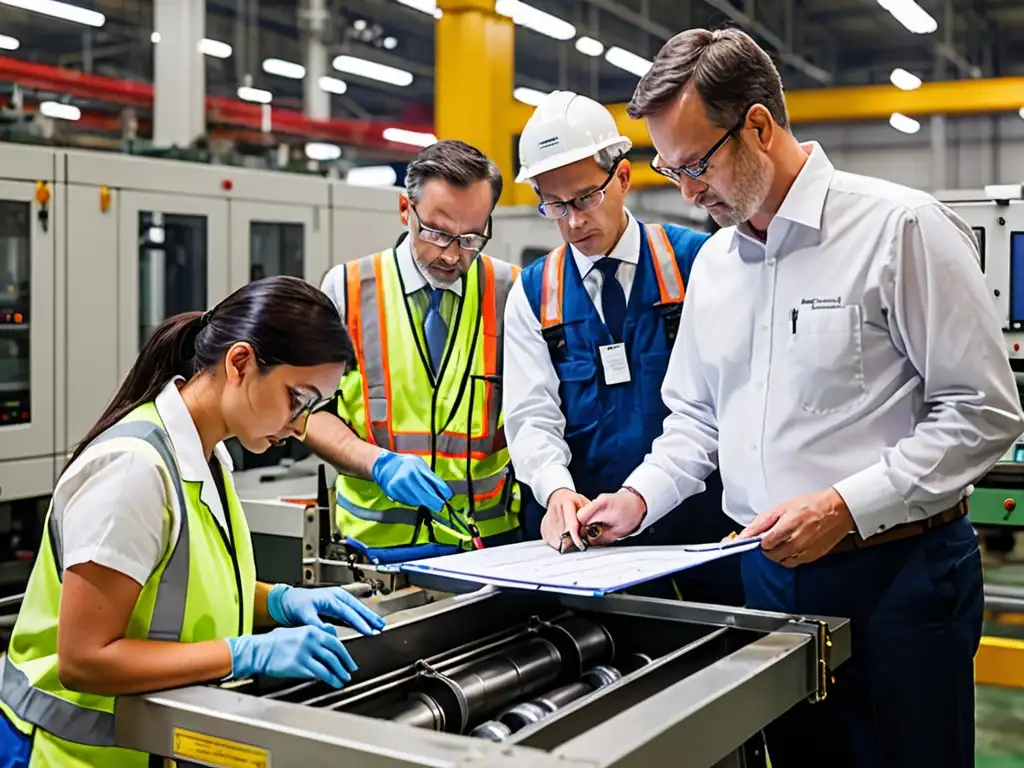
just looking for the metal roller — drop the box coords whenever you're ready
[374,616,612,733]
[472,657,641,742]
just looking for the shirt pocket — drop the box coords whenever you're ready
[786,304,867,415]
[554,358,600,439]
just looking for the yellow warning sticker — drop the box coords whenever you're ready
[172,728,271,768]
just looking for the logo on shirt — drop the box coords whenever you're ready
[800,296,842,310]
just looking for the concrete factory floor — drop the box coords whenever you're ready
[978,552,1024,767]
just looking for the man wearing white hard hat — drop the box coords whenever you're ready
[502,91,743,605]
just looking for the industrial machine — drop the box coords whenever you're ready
[114,584,847,768]
[941,184,1024,534]
[0,140,703,592]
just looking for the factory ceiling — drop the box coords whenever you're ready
[0,0,1019,135]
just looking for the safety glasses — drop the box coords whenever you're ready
[537,154,624,220]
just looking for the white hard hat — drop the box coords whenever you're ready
[516,91,633,183]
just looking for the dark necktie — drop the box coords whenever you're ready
[423,288,448,376]
[594,258,626,343]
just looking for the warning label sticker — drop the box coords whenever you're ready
[172,728,271,768]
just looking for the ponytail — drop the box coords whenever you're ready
[67,311,205,467]
[67,276,352,471]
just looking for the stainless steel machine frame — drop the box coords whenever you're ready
[114,587,849,768]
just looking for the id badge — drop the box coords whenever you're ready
[598,343,631,385]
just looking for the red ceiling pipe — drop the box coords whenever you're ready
[0,55,434,151]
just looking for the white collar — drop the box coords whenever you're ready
[396,236,464,298]
[570,209,641,278]
[154,377,234,530]
[735,141,835,245]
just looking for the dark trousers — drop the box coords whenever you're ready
[742,516,984,768]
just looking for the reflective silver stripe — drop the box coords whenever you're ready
[4,419,190,746]
[392,432,495,455]
[335,492,421,526]
[354,254,389,449]
[448,469,507,497]
[1,655,116,747]
[646,224,683,302]
[369,398,388,421]
[540,246,564,326]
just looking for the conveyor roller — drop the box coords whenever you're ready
[366,615,613,734]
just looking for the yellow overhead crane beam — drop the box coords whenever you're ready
[436,6,1024,204]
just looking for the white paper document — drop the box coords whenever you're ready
[399,537,763,597]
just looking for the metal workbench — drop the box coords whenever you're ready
[114,586,849,768]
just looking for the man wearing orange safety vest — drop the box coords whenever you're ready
[503,92,743,606]
[306,140,522,563]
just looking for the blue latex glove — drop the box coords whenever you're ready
[226,625,355,688]
[371,451,453,513]
[267,584,387,637]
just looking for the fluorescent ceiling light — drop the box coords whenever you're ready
[605,46,652,78]
[347,165,399,187]
[238,85,272,104]
[889,112,920,134]
[318,76,348,95]
[877,0,937,34]
[575,36,604,57]
[263,58,306,79]
[0,0,104,28]
[514,86,549,106]
[495,0,575,41]
[383,127,436,148]
[305,142,342,161]
[333,54,413,87]
[0,34,20,50]
[889,67,921,90]
[39,101,80,120]
[395,0,441,18]
[199,38,232,58]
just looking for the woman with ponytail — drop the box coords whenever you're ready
[0,276,385,768]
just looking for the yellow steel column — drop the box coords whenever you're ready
[436,0,515,205]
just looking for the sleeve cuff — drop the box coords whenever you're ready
[532,466,576,508]
[623,463,683,533]
[831,462,910,539]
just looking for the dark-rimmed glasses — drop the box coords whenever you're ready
[650,111,750,184]
[411,205,491,253]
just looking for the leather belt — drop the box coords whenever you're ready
[829,498,968,556]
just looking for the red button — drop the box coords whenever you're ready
[1005,499,1016,512]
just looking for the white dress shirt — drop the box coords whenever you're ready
[320,236,463,320]
[503,211,642,507]
[57,378,235,586]
[625,142,1023,539]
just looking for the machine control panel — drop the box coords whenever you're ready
[0,201,31,426]
[945,193,1024,359]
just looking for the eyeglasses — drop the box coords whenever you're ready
[537,155,624,220]
[650,111,750,184]
[411,206,491,253]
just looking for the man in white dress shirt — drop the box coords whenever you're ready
[503,91,743,607]
[575,27,1023,768]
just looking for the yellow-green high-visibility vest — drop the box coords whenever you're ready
[0,402,256,768]
[335,249,522,549]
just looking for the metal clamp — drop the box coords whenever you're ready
[805,618,834,704]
